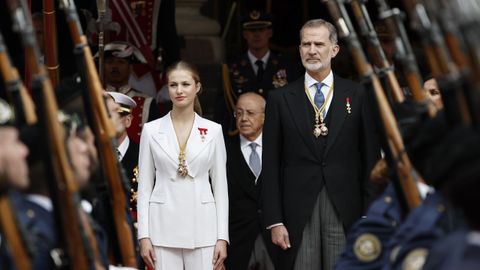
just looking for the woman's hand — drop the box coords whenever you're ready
[139,238,156,269]
[212,239,227,270]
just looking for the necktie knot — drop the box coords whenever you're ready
[314,82,325,109]
[250,142,258,151]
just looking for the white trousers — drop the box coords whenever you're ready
[153,245,215,270]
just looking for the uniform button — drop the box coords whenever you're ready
[26,209,35,218]
[384,196,392,204]
[237,89,242,93]
[258,88,264,94]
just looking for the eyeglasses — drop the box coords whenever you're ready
[233,110,264,118]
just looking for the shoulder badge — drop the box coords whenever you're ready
[402,248,428,270]
[354,233,382,262]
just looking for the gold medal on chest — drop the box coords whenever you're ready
[306,82,333,139]
[313,112,328,138]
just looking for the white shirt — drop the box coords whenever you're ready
[240,133,263,183]
[304,70,335,117]
[248,50,270,75]
[117,136,130,161]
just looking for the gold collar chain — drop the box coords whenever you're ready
[304,82,334,137]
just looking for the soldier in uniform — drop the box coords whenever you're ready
[107,0,180,99]
[103,41,161,144]
[107,91,140,221]
[0,99,30,270]
[216,9,302,136]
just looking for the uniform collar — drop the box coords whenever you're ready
[304,70,334,89]
[26,194,53,212]
[117,136,130,161]
[106,84,132,94]
[247,50,270,66]
[240,132,263,149]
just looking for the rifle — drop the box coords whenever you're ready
[0,31,37,126]
[59,0,137,266]
[42,0,59,86]
[96,0,106,85]
[221,63,239,136]
[323,0,423,210]
[348,0,405,103]
[447,0,480,80]
[375,0,435,115]
[349,0,437,117]
[424,0,480,123]
[7,0,104,269]
[402,0,472,126]
[0,193,31,270]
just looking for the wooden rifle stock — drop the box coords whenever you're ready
[0,194,32,270]
[0,31,37,125]
[7,0,104,269]
[42,0,59,87]
[60,0,137,266]
[323,0,423,209]
[221,63,239,136]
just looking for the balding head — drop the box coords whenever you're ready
[235,92,266,141]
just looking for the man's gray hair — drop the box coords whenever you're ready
[300,19,338,44]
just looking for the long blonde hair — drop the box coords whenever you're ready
[166,61,203,115]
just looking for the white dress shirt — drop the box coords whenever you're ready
[117,136,130,161]
[248,50,270,75]
[304,70,335,117]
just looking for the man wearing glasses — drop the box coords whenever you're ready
[225,92,275,270]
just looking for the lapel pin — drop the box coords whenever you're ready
[198,128,208,142]
[346,97,352,114]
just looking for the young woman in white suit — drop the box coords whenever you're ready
[137,61,229,270]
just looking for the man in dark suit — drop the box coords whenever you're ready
[107,91,140,217]
[261,19,381,270]
[225,92,275,270]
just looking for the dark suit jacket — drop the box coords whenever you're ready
[225,136,276,270]
[121,140,139,184]
[261,74,381,269]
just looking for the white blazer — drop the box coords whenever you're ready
[137,112,229,249]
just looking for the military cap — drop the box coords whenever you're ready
[97,41,147,64]
[242,10,272,30]
[106,91,137,115]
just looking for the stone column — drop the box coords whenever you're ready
[175,0,224,64]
